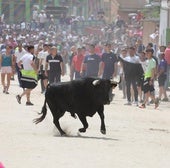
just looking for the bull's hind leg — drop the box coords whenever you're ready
[77,115,88,133]
[53,118,66,136]
[97,105,106,134]
[47,101,66,136]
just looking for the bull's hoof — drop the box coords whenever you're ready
[79,128,86,133]
[60,131,67,136]
[101,129,106,135]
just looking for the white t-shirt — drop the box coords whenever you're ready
[15,48,27,63]
[39,50,49,70]
[33,10,39,21]
[39,13,47,23]
[20,53,34,70]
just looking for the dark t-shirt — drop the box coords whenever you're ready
[158,59,167,75]
[46,54,63,73]
[101,52,117,79]
[84,54,101,77]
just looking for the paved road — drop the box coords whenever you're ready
[0,76,170,168]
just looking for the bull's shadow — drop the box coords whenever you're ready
[54,134,119,141]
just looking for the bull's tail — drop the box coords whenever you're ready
[33,98,47,124]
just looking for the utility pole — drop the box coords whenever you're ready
[159,0,169,45]
[25,0,31,22]
[0,0,2,15]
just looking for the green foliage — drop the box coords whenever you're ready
[142,6,160,19]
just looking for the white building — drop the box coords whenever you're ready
[159,0,170,45]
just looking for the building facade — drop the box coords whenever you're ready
[118,0,146,20]
[0,0,60,23]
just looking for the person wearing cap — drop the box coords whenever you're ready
[0,45,15,94]
[45,46,64,84]
[98,43,118,79]
[16,45,38,106]
[80,44,101,78]
[139,49,159,109]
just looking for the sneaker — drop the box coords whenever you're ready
[150,100,154,104]
[5,91,9,94]
[16,95,21,104]
[124,102,132,105]
[135,101,138,106]
[139,104,146,108]
[26,102,34,106]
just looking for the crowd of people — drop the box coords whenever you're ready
[0,37,169,108]
[0,9,169,108]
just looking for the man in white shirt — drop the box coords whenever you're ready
[16,45,38,106]
[14,43,27,87]
[122,47,141,106]
[38,10,47,29]
[39,44,49,93]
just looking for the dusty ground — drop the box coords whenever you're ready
[0,76,170,168]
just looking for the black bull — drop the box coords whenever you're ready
[34,78,120,136]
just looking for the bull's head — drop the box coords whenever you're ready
[92,77,121,104]
[110,76,121,88]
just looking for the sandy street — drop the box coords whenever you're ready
[0,76,170,168]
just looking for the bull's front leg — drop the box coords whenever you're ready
[77,115,88,133]
[97,105,106,134]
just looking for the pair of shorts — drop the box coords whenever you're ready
[142,78,155,94]
[1,66,12,74]
[20,70,38,89]
[158,74,166,87]
[137,76,144,87]
[38,70,48,80]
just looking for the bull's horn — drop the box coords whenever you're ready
[92,79,100,86]
[110,76,121,84]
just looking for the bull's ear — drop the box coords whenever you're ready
[92,80,100,86]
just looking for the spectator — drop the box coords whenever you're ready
[123,47,140,106]
[138,51,147,103]
[98,43,118,79]
[139,49,159,109]
[45,46,64,84]
[157,53,168,101]
[164,42,170,90]
[39,44,49,93]
[38,10,47,30]
[0,45,15,94]
[70,47,84,80]
[81,44,101,78]
[118,48,128,99]
[16,45,38,105]
[14,42,27,87]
